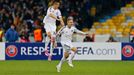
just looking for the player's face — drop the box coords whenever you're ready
[67,20,74,27]
[11,25,15,29]
[53,2,60,9]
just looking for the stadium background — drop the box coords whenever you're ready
[0,0,134,75]
[0,0,134,42]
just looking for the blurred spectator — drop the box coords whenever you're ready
[130,26,134,35]
[0,26,4,42]
[5,25,19,42]
[130,37,134,43]
[106,36,117,42]
[19,26,30,43]
[83,34,94,42]
[33,26,43,42]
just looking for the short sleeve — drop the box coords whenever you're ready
[57,10,62,18]
[46,7,53,15]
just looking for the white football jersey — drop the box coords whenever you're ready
[43,6,62,24]
[58,26,86,44]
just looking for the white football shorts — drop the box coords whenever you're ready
[44,22,56,35]
[61,41,73,52]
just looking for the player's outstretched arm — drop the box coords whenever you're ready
[74,28,86,35]
[74,28,90,37]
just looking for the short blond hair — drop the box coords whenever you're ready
[67,16,74,21]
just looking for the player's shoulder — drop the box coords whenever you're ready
[71,26,76,29]
[56,9,61,12]
[60,26,66,31]
[48,6,54,11]
[63,26,67,29]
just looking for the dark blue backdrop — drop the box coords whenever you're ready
[5,43,63,60]
[122,43,134,60]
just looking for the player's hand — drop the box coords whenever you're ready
[56,18,60,21]
[61,22,65,26]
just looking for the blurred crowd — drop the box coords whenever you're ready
[0,0,45,31]
[0,0,133,42]
[57,0,132,30]
[0,0,45,42]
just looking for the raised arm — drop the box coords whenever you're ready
[12,11,15,19]
[59,17,65,26]
[74,27,86,35]
[57,10,64,26]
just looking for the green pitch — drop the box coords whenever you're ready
[0,60,133,75]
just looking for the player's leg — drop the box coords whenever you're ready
[56,51,69,72]
[44,24,52,56]
[56,44,70,72]
[44,32,51,56]
[48,24,57,61]
[49,32,56,54]
[68,47,77,67]
[48,33,55,61]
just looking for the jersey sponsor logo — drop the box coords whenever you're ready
[6,45,18,57]
[122,45,134,57]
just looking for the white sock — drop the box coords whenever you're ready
[49,36,55,56]
[58,56,66,67]
[69,51,75,63]
[49,40,53,56]
[45,36,50,50]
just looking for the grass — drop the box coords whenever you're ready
[0,60,134,75]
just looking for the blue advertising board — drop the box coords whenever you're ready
[5,43,63,60]
[122,43,134,60]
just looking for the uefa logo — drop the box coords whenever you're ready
[122,45,134,57]
[6,45,18,57]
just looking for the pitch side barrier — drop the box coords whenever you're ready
[0,43,133,60]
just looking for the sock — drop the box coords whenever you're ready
[49,40,53,56]
[45,36,50,50]
[58,56,66,67]
[69,51,75,63]
[49,36,55,56]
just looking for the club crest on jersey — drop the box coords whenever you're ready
[71,30,74,32]
[6,45,18,57]
[122,45,134,57]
